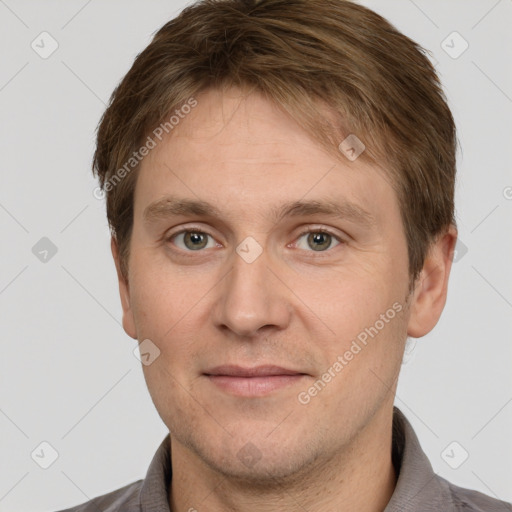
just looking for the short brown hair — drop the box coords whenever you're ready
[93,0,457,286]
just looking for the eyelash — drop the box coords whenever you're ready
[166,226,344,255]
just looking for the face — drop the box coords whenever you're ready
[114,87,448,482]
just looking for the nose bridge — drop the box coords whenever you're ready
[212,237,291,337]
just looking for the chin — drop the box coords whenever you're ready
[211,454,314,487]
[195,432,326,487]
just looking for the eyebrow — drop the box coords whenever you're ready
[143,195,376,228]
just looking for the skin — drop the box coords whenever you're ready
[112,86,457,511]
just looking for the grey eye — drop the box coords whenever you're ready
[173,231,215,251]
[296,231,340,252]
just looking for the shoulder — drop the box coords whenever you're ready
[55,479,143,512]
[439,475,512,512]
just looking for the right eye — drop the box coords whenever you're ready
[167,229,218,252]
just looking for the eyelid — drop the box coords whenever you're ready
[294,224,344,239]
[165,223,344,238]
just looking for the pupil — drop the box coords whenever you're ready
[309,232,330,251]
[186,232,206,250]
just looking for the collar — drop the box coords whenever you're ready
[384,407,453,511]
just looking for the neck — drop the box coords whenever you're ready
[169,405,397,512]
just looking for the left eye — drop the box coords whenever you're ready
[294,230,341,252]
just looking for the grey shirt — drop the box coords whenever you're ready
[57,407,512,511]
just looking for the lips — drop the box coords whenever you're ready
[204,365,305,377]
[204,365,308,396]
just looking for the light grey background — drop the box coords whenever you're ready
[0,0,511,510]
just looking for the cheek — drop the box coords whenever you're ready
[317,263,404,333]
[316,300,408,413]
[129,258,190,336]
[304,256,409,385]
[129,264,210,372]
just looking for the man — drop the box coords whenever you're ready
[59,0,512,510]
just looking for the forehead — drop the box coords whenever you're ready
[133,88,398,227]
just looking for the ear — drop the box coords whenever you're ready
[111,237,137,340]
[407,225,457,338]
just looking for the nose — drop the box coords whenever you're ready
[211,242,292,339]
